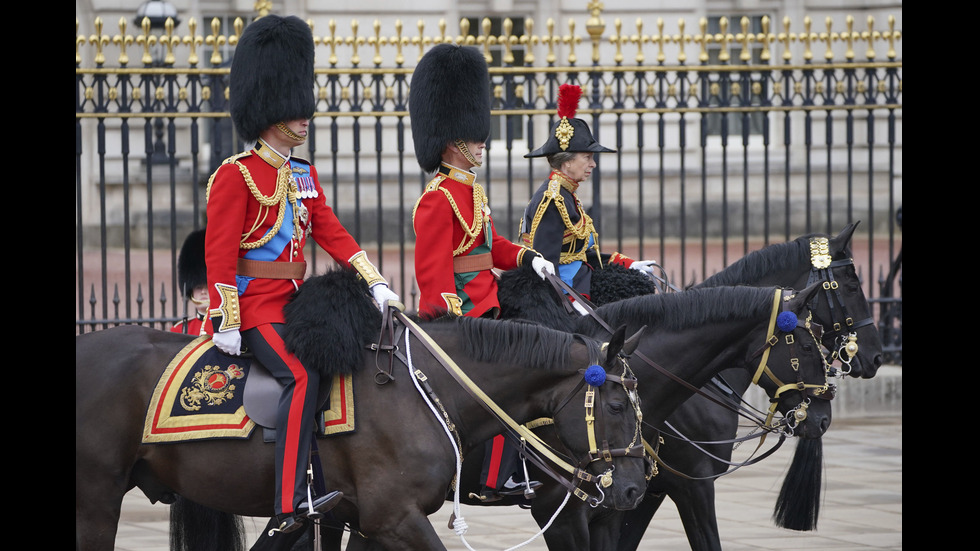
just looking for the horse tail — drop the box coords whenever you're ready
[772,437,823,531]
[170,496,247,551]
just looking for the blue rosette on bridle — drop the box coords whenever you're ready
[776,311,798,333]
[584,365,606,386]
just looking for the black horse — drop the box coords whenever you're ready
[491,222,883,551]
[75,269,650,551]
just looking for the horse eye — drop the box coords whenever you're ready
[607,402,625,414]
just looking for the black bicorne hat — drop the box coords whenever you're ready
[177,229,207,298]
[230,15,316,143]
[525,84,615,158]
[409,44,492,173]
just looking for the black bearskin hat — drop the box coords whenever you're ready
[230,15,316,143]
[525,84,615,158]
[409,44,492,173]
[177,228,207,298]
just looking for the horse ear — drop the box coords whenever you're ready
[831,221,859,253]
[786,282,823,314]
[623,325,646,356]
[605,325,628,364]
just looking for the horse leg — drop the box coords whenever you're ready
[617,489,668,550]
[670,481,723,551]
[75,471,128,551]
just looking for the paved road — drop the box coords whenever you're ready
[110,415,901,550]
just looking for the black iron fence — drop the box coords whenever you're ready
[75,12,902,363]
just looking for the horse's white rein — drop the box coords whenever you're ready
[402,328,571,550]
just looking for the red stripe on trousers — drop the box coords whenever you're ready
[258,324,309,515]
[485,434,505,488]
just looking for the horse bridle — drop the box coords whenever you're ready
[381,311,646,507]
[744,288,832,435]
[806,236,876,375]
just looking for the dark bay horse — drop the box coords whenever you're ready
[74,270,650,551]
[469,278,836,551]
[494,222,883,551]
[614,221,884,551]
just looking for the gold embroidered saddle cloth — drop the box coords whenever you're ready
[142,335,355,444]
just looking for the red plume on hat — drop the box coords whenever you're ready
[525,83,615,158]
[556,84,582,120]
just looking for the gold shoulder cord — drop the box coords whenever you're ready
[205,156,301,251]
[413,175,488,257]
[525,174,598,264]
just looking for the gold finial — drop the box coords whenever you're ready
[184,18,202,66]
[886,16,899,60]
[717,16,731,63]
[695,18,709,63]
[676,18,688,64]
[586,1,606,63]
[611,18,624,64]
[737,16,751,62]
[523,18,535,64]
[863,16,878,60]
[371,19,384,66]
[635,19,647,65]
[822,17,836,61]
[843,15,856,61]
[758,16,771,62]
[481,17,493,63]
[545,18,558,65]
[414,20,425,61]
[802,16,814,61]
[350,20,363,66]
[502,18,515,65]
[89,17,110,66]
[253,1,272,18]
[779,16,793,62]
[112,17,133,66]
[566,19,579,65]
[161,17,178,66]
[135,17,157,65]
[459,17,471,45]
[393,20,405,66]
[327,20,339,66]
[205,18,225,66]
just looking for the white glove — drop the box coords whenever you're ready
[571,299,589,316]
[371,283,402,311]
[531,255,556,280]
[630,260,658,276]
[212,329,242,356]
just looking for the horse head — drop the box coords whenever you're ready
[812,221,884,379]
[750,282,834,440]
[543,324,649,511]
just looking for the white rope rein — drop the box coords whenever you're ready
[402,327,570,550]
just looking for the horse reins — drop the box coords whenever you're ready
[383,311,645,507]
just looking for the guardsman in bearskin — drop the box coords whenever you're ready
[520,84,657,305]
[170,228,212,336]
[205,14,400,534]
[409,43,554,502]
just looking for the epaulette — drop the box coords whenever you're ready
[411,174,448,223]
[206,151,252,202]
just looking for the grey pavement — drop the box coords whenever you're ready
[110,390,901,550]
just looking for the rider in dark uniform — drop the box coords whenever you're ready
[520,84,657,305]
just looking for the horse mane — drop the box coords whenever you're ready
[449,316,602,370]
[696,237,810,288]
[581,285,780,333]
[283,268,382,375]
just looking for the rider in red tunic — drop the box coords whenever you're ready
[408,44,555,501]
[205,15,399,535]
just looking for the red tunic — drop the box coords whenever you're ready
[205,140,363,332]
[170,312,212,336]
[412,163,531,319]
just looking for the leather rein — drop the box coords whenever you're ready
[543,273,831,480]
[370,307,647,507]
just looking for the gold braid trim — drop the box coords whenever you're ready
[349,251,387,287]
[524,172,598,264]
[209,283,241,331]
